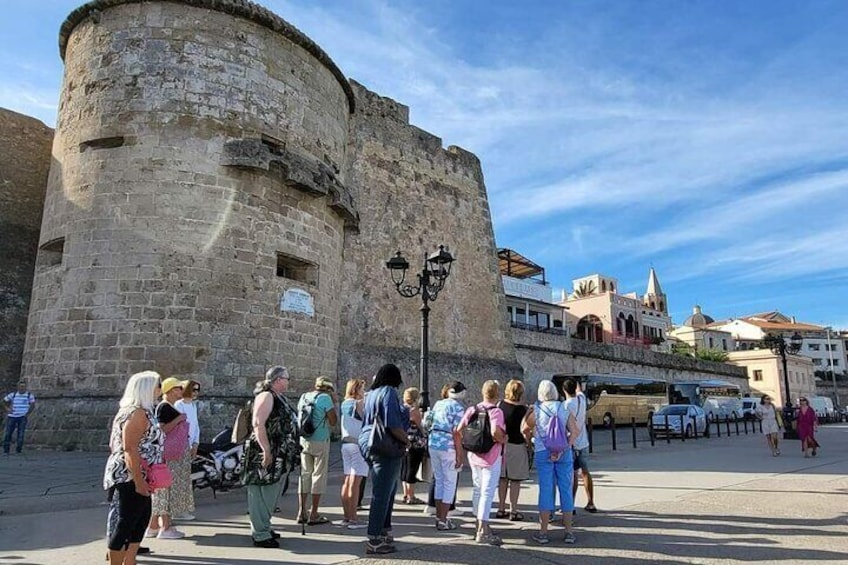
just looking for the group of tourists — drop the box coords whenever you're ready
[93,363,836,563]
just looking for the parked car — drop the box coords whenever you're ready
[703,396,742,422]
[741,398,759,420]
[652,404,708,438]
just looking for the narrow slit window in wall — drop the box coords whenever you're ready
[37,237,65,268]
[276,252,319,287]
[79,136,126,152]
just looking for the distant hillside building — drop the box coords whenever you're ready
[559,269,671,351]
[711,312,841,375]
[669,305,735,352]
[498,249,568,332]
[725,349,815,407]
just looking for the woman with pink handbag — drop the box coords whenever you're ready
[104,371,165,565]
[145,377,191,540]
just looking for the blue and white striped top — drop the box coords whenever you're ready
[4,391,35,418]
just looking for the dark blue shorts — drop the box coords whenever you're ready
[572,448,590,473]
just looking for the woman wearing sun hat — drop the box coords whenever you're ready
[146,377,191,540]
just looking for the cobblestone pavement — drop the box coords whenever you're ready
[1,425,846,564]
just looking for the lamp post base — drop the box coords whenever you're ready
[781,406,798,440]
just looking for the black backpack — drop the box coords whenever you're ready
[461,405,496,454]
[298,392,325,438]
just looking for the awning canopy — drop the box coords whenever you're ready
[498,248,545,282]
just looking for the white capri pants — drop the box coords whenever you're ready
[471,458,502,522]
[431,448,459,503]
[341,443,369,477]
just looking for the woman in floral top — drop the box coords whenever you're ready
[424,381,467,531]
[104,371,164,565]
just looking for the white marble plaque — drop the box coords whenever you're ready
[280,288,315,317]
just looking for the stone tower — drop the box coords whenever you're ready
[17,0,523,447]
[643,267,668,314]
[0,109,54,392]
[22,0,358,447]
[338,83,522,389]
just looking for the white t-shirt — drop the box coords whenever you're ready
[564,393,590,450]
[174,399,200,446]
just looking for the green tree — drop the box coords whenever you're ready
[573,280,597,298]
[695,349,729,362]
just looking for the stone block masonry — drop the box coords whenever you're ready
[0,109,53,392]
[337,81,523,392]
[21,0,359,448]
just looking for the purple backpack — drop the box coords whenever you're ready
[538,402,567,454]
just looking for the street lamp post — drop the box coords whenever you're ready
[386,245,455,410]
[764,331,803,440]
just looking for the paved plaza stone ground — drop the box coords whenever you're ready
[1,424,847,565]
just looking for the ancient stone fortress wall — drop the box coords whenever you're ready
[22,0,358,448]
[0,110,54,392]
[338,82,523,393]
[513,328,750,394]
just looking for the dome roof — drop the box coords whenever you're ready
[684,305,714,328]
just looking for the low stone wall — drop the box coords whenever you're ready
[338,344,524,401]
[513,328,749,393]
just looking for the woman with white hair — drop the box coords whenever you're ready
[104,371,164,565]
[521,379,579,545]
[424,381,468,531]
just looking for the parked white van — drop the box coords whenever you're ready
[806,395,835,417]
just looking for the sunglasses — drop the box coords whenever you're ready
[193,387,200,392]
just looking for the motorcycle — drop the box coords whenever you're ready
[191,427,244,495]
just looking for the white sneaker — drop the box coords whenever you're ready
[423,505,436,516]
[346,520,368,530]
[448,508,465,517]
[333,519,351,527]
[175,513,195,521]
[157,528,185,539]
[144,528,159,538]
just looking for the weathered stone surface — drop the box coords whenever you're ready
[0,109,53,391]
[22,0,355,447]
[338,81,522,388]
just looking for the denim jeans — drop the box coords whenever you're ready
[3,416,27,454]
[366,455,401,539]
[534,448,574,513]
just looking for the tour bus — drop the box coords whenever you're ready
[553,373,668,427]
[669,380,742,421]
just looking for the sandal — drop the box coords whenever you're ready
[308,515,330,525]
[584,504,598,513]
[509,512,524,521]
[495,510,509,519]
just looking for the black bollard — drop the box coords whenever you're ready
[611,416,617,451]
[716,417,721,438]
[631,417,637,448]
[725,416,731,436]
[744,417,748,434]
[691,415,698,439]
[735,416,740,436]
[758,419,763,434]
[680,415,686,442]
[588,418,594,454]
[665,414,671,444]
[649,419,655,446]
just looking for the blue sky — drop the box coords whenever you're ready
[2,1,847,329]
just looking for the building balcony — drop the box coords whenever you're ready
[510,320,570,337]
